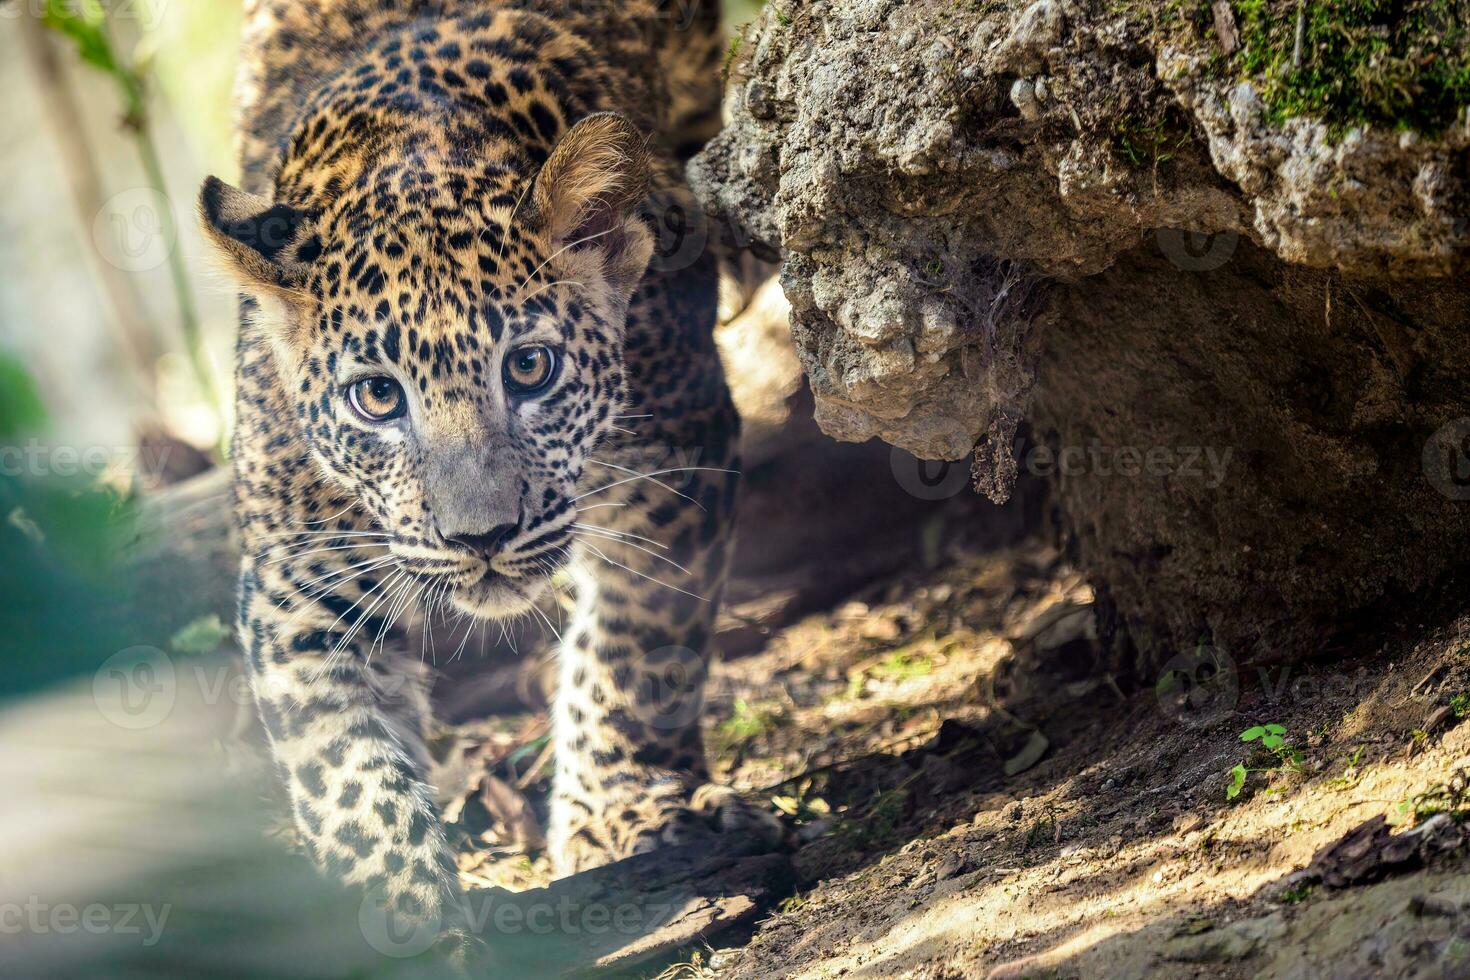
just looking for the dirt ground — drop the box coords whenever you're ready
[434,523,1470,979]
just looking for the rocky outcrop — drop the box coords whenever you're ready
[691,0,1470,668]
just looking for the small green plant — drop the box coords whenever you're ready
[835,786,911,851]
[776,891,807,914]
[710,698,784,762]
[1110,104,1194,169]
[1022,806,1059,851]
[723,34,742,74]
[1280,881,1314,904]
[918,256,947,285]
[1450,693,1469,719]
[169,613,229,656]
[846,648,935,699]
[770,776,831,827]
[1390,768,1470,827]
[724,698,773,739]
[1226,723,1304,799]
[1327,745,1366,791]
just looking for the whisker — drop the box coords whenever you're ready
[526,599,562,645]
[571,529,692,577]
[580,542,708,603]
[289,503,357,526]
[572,521,668,549]
[309,565,403,680]
[495,179,535,266]
[262,541,393,565]
[369,574,420,666]
[515,225,618,293]
[331,569,407,667]
[277,555,400,612]
[261,543,393,567]
[519,278,585,304]
[575,459,739,510]
[254,529,394,542]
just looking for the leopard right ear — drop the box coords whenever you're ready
[197,176,318,293]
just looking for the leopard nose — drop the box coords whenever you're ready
[450,523,519,559]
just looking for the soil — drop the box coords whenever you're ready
[436,522,1470,979]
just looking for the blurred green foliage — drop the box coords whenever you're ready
[40,0,146,124]
[0,352,138,701]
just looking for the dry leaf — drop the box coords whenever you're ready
[479,774,545,849]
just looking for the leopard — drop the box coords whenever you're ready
[198,0,780,948]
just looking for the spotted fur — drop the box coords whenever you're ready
[201,0,776,946]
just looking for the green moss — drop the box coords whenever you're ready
[1108,0,1470,135]
[1231,0,1470,135]
[1111,109,1194,167]
[710,697,781,757]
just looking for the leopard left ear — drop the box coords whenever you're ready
[198,176,317,294]
[525,112,654,297]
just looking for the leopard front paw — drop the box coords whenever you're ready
[552,782,787,876]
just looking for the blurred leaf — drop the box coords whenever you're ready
[1226,764,1247,799]
[479,774,545,849]
[1003,729,1049,777]
[41,0,117,73]
[170,613,228,656]
[7,507,45,545]
[41,0,149,124]
[0,353,47,440]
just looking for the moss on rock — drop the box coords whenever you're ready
[1176,0,1470,135]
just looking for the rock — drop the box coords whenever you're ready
[691,0,1470,670]
[1301,814,1466,889]
[1010,78,1040,122]
[1161,912,1286,963]
[1258,872,1470,979]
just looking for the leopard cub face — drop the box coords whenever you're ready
[202,110,655,618]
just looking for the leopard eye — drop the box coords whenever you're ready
[504,345,559,395]
[346,376,407,422]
